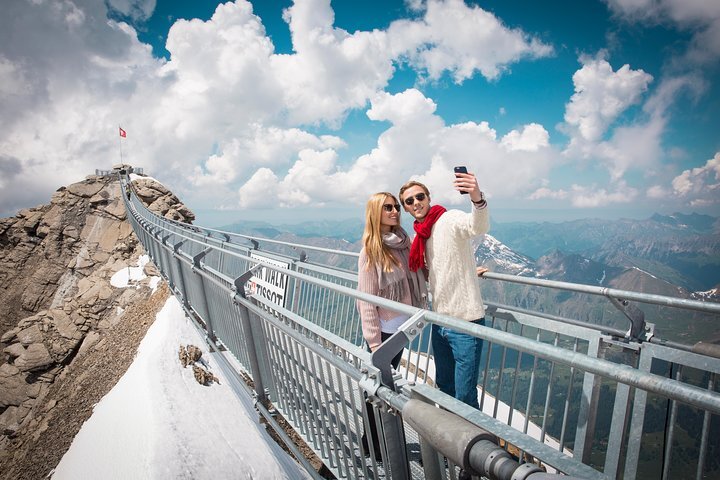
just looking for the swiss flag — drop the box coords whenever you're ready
[119,127,127,138]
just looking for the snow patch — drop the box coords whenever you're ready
[52,295,309,479]
[111,255,150,288]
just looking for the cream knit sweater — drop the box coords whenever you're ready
[425,204,489,321]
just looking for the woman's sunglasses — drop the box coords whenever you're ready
[403,193,427,206]
[383,203,401,212]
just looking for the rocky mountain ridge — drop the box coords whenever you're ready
[490,212,720,292]
[0,173,194,479]
[224,216,718,342]
[221,212,719,293]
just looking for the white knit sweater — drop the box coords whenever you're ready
[425,204,489,321]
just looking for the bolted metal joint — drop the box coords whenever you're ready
[608,296,646,340]
[358,364,383,397]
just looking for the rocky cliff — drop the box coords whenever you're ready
[0,173,194,479]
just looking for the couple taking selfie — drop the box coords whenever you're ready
[356,167,490,413]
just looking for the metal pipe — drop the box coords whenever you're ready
[402,399,587,480]
[481,271,720,314]
[142,216,720,418]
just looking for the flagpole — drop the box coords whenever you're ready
[118,126,124,165]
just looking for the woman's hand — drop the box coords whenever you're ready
[476,266,489,276]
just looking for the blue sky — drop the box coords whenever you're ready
[1,0,719,225]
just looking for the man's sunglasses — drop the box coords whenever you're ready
[403,193,427,206]
[383,203,401,212]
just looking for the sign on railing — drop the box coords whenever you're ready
[249,253,290,317]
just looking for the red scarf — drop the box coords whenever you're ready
[409,205,446,272]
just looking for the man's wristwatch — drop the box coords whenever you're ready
[471,191,486,206]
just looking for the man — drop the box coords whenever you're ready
[399,170,489,409]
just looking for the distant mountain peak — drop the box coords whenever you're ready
[476,234,537,276]
[649,212,717,233]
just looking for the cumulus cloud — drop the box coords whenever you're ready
[0,0,556,217]
[388,0,553,82]
[560,55,709,183]
[271,0,552,125]
[192,126,345,187]
[563,54,652,145]
[605,0,720,65]
[670,153,720,206]
[238,168,279,208]
[501,123,550,152]
[235,88,559,208]
[560,54,657,180]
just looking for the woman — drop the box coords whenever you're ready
[356,192,427,363]
[356,192,427,459]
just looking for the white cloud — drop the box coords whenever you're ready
[562,65,706,181]
[273,0,396,126]
[272,0,552,125]
[238,168,279,208]
[563,54,652,145]
[568,182,639,207]
[530,182,639,207]
[605,0,720,65]
[671,153,720,206]
[159,1,281,136]
[367,89,439,124]
[646,184,668,199]
[1,0,559,217]
[388,0,553,82]
[191,125,345,187]
[235,88,558,208]
[528,187,568,200]
[278,149,346,205]
[501,123,549,152]
[592,116,665,180]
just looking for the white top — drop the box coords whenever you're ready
[425,204,490,321]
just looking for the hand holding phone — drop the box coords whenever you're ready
[454,166,469,194]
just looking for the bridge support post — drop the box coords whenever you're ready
[171,241,191,310]
[234,265,269,405]
[192,249,217,342]
[360,312,429,480]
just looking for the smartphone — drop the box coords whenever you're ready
[454,166,468,194]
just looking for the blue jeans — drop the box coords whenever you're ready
[431,318,485,409]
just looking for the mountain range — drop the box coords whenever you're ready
[222,212,719,293]
[221,212,720,344]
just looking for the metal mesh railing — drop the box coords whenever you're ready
[121,174,720,480]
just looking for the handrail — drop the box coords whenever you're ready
[481,271,720,314]
[198,225,361,259]
[120,173,720,480]
[127,175,719,318]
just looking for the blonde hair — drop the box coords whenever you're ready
[362,192,401,273]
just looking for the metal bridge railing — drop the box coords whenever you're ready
[121,175,720,480]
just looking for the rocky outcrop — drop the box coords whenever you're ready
[132,177,196,223]
[179,344,220,386]
[0,173,194,471]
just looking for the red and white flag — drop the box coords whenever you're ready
[119,127,127,138]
